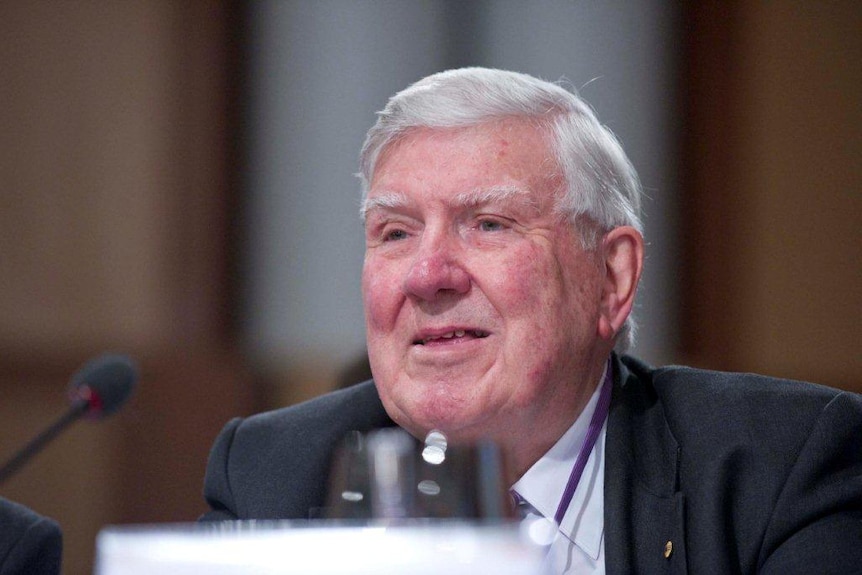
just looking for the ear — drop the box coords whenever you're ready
[597,226,644,342]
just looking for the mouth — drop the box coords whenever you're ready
[413,329,490,345]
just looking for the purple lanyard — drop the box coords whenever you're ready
[553,360,613,525]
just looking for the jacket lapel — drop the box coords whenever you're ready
[604,355,687,574]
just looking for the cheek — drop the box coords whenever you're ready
[491,242,565,311]
[362,258,401,330]
[493,240,601,348]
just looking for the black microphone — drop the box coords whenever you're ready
[0,353,139,484]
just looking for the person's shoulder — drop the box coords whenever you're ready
[203,381,392,520]
[0,497,62,575]
[232,380,391,442]
[620,354,860,448]
[622,354,848,410]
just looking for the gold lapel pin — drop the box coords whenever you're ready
[664,540,673,559]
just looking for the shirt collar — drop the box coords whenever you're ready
[510,363,609,559]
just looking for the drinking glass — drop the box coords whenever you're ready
[323,428,513,521]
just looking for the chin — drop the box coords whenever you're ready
[412,405,497,445]
[382,374,496,434]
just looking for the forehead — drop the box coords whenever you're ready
[368,120,560,204]
[361,119,563,219]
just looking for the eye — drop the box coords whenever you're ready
[384,228,409,241]
[477,219,506,232]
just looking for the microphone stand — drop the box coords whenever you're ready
[0,400,88,484]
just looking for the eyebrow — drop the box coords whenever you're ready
[360,191,409,222]
[453,185,534,209]
[360,185,537,222]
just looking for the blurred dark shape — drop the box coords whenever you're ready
[0,496,62,575]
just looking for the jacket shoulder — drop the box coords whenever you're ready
[611,356,862,573]
[0,497,62,575]
[240,379,389,437]
[205,380,393,519]
[620,355,856,466]
[620,355,847,431]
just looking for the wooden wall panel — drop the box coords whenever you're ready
[681,1,861,391]
[0,3,255,574]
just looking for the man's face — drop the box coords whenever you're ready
[362,120,610,448]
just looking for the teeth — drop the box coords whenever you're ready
[421,329,482,344]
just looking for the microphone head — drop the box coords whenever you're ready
[69,354,139,418]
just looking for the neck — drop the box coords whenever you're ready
[502,356,611,484]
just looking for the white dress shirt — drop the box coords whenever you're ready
[511,368,608,574]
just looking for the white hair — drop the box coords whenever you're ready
[358,67,643,352]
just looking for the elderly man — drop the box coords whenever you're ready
[202,68,862,574]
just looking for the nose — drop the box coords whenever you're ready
[403,232,470,301]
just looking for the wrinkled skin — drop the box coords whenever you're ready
[362,119,642,478]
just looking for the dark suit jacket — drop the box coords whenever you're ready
[202,355,862,574]
[0,497,62,575]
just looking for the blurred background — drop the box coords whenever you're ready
[0,1,858,572]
